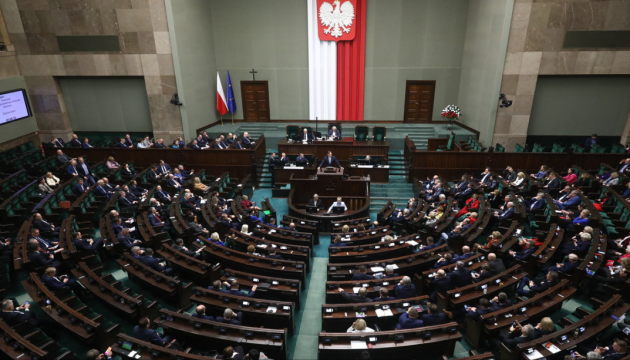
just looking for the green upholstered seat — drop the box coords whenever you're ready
[372,126,386,141]
[354,126,369,141]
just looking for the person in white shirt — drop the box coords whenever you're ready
[347,319,374,333]
[327,197,347,213]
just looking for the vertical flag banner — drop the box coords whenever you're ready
[226,71,237,114]
[216,72,229,116]
[308,0,337,121]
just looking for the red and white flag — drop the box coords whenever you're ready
[216,72,229,116]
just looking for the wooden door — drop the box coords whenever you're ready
[403,80,436,123]
[241,81,270,122]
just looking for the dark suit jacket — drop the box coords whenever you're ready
[340,291,372,303]
[139,256,166,272]
[299,131,314,141]
[448,268,472,287]
[28,251,55,267]
[215,312,243,325]
[421,313,447,326]
[431,276,453,295]
[41,275,69,291]
[488,259,506,273]
[73,238,98,251]
[132,326,166,345]
[393,284,416,299]
[514,247,536,260]
[319,155,341,168]
[0,310,38,327]
[157,164,172,174]
[308,198,323,209]
[396,312,424,329]
[190,144,202,150]
[153,142,166,148]
[191,313,214,321]
[351,273,375,281]
[33,219,54,232]
[70,139,82,147]
[116,142,130,148]
[546,177,560,189]
[73,183,87,196]
[116,233,138,249]
[148,214,163,227]
[498,207,515,219]
[327,129,341,137]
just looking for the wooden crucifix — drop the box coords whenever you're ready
[249,69,258,81]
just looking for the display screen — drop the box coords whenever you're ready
[0,89,32,125]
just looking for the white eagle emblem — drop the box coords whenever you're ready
[319,0,355,38]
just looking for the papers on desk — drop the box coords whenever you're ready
[129,227,136,232]
[351,341,368,349]
[257,244,268,248]
[406,240,419,246]
[375,308,394,317]
[200,199,207,204]
[353,287,362,293]
[129,218,135,223]
[545,343,561,354]
[291,167,304,170]
[269,229,276,233]
[357,165,374,168]
[524,349,544,360]
[266,306,277,314]
[371,266,385,272]
[390,264,399,269]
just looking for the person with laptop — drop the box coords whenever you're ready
[327,197,347,214]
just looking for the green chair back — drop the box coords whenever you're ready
[355,126,369,141]
[373,127,386,141]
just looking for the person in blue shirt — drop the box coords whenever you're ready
[573,209,591,226]
[555,190,582,210]
[530,165,548,181]
[396,307,424,330]
[330,235,347,248]
[393,276,416,299]
[525,192,545,213]
[191,305,214,321]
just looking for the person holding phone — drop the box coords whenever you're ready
[0,299,39,327]
[41,267,83,294]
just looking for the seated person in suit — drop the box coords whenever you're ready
[266,247,283,260]
[215,308,243,325]
[429,269,453,302]
[517,270,559,297]
[232,139,244,149]
[154,185,171,203]
[295,153,308,166]
[330,235,346,247]
[153,138,166,148]
[133,317,174,346]
[32,213,59,237]
[116,138,131,148]
[186,215,208,236]
[26,240,63,268]
[319,151,342,168]
[493,201,515,221]
[81,137,93,148]
[69,134,81,147]
[279,152,289,163]
[351,265,375,281]
[509,239,537,260]
[0,299,39,327]
[118,191,138,213]
[157,160,172,175]
[327,197,347,214]
[393,276,416,299]
[396,307,424,330]
[211,138,226,149]
[448,261,472,288]
[41,266,83,293]
[138,248,173,276]
[149,207,170,231]
[241,132,255,147]
[375,288,395,301]
[487,252,506,273]
[383,266,399,278]
[72,231,103,253]
[337,286,372,303]
[189,139,202,150]
[525,192,546,213]
[29,228,58,251]
[576,340,628,360]
[67,159,80,177]
[300,128,313,142]
[433,253,454,269]
[422,304,448,326]
[472,263,495,283]
[502,323,536,347]
[223,280,257,297]
[308,194,323,210]
[543,172,560,190]
[416,237,437,253]
[56,149,72,164]
[490,292,512,310]
[555,190,582,210]
[180,192,200,212]
[192,305,214,321]
[172,238,202,258]
[117,228,142,250]
[548,253,580,274]
[328,126,341,138]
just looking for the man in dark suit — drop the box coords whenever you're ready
[448,261,472,288]
[32,213,59,237]
[189,140,202,150]
[117,228,142,250]
[490,292,512,310]
[56,149,72,164]
[72,231,102,253]
[138,248,173,276]
[493,202,514,221]
[525,192,545,213]
[102,177,119,192]
[548,253,579,274]
[584,134,598,150]
[517,271,558,297]
[555,190,581,210]
[133,317,173,346]
[429,269,453,302]
[295,153,308,166]
[487,253,506,273]
[192,305,214,321]
[29,228,58,251]
[167,174,182,190]
[300,128,313,142]
[308,194,323,210]
[233,139,244,149]
[76,157,95,186]
[50,136,65,148]
[472,263,495,283]
[510,239,537,261]
[41,267,82,293]
[319,151,342,168]
[223,280,257,297]
[215,308,243,325]
[148,207,169,231]
[0,299,38,327]
[123,134,133,147]
[338,287,372,303]
[153,138,166,148]
[421,304,448,326]
[66,159,80,177]
[543,172,560,191]
[154,185,171,203]
[118,191,138,213]
[327,126,341,138]
[172,238,202,258]
[329,236,346,248]
[351,265,375,280]
[241,132,255,148]
[69,134,82,147]
[393,276,416,299]
[503,324,536,347]
[588,340,628,360]
[396,307,424,329]
[180,193,200,212]
[157,160,172,175]
[279,152,289,163]
[81,138,93,149]
[268,152,277,187]
[375,288,395,301]
[129,180,148,197]
[27,241,62,268]
[266,247,283,260]
[212,138,227,149]
[116,138,130,148]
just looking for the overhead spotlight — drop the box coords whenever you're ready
[499,93,513,108]
[170,93,183,106]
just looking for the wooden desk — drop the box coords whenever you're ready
[274,165,318,186]
[318,323,462,360]
[325,275,408,303]
[222,268,301,308]
[347,165,390,183]
[277,139,389,163]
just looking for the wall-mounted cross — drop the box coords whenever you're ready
[250,69,258,81]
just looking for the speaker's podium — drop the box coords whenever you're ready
[316,167,344,196]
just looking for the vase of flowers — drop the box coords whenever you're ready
[441,105,461,130]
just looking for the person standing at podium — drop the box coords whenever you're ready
[327,197,347,214]
[319,151,342,168]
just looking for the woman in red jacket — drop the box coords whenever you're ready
[455,193,480,219]
[240,195,261,217]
